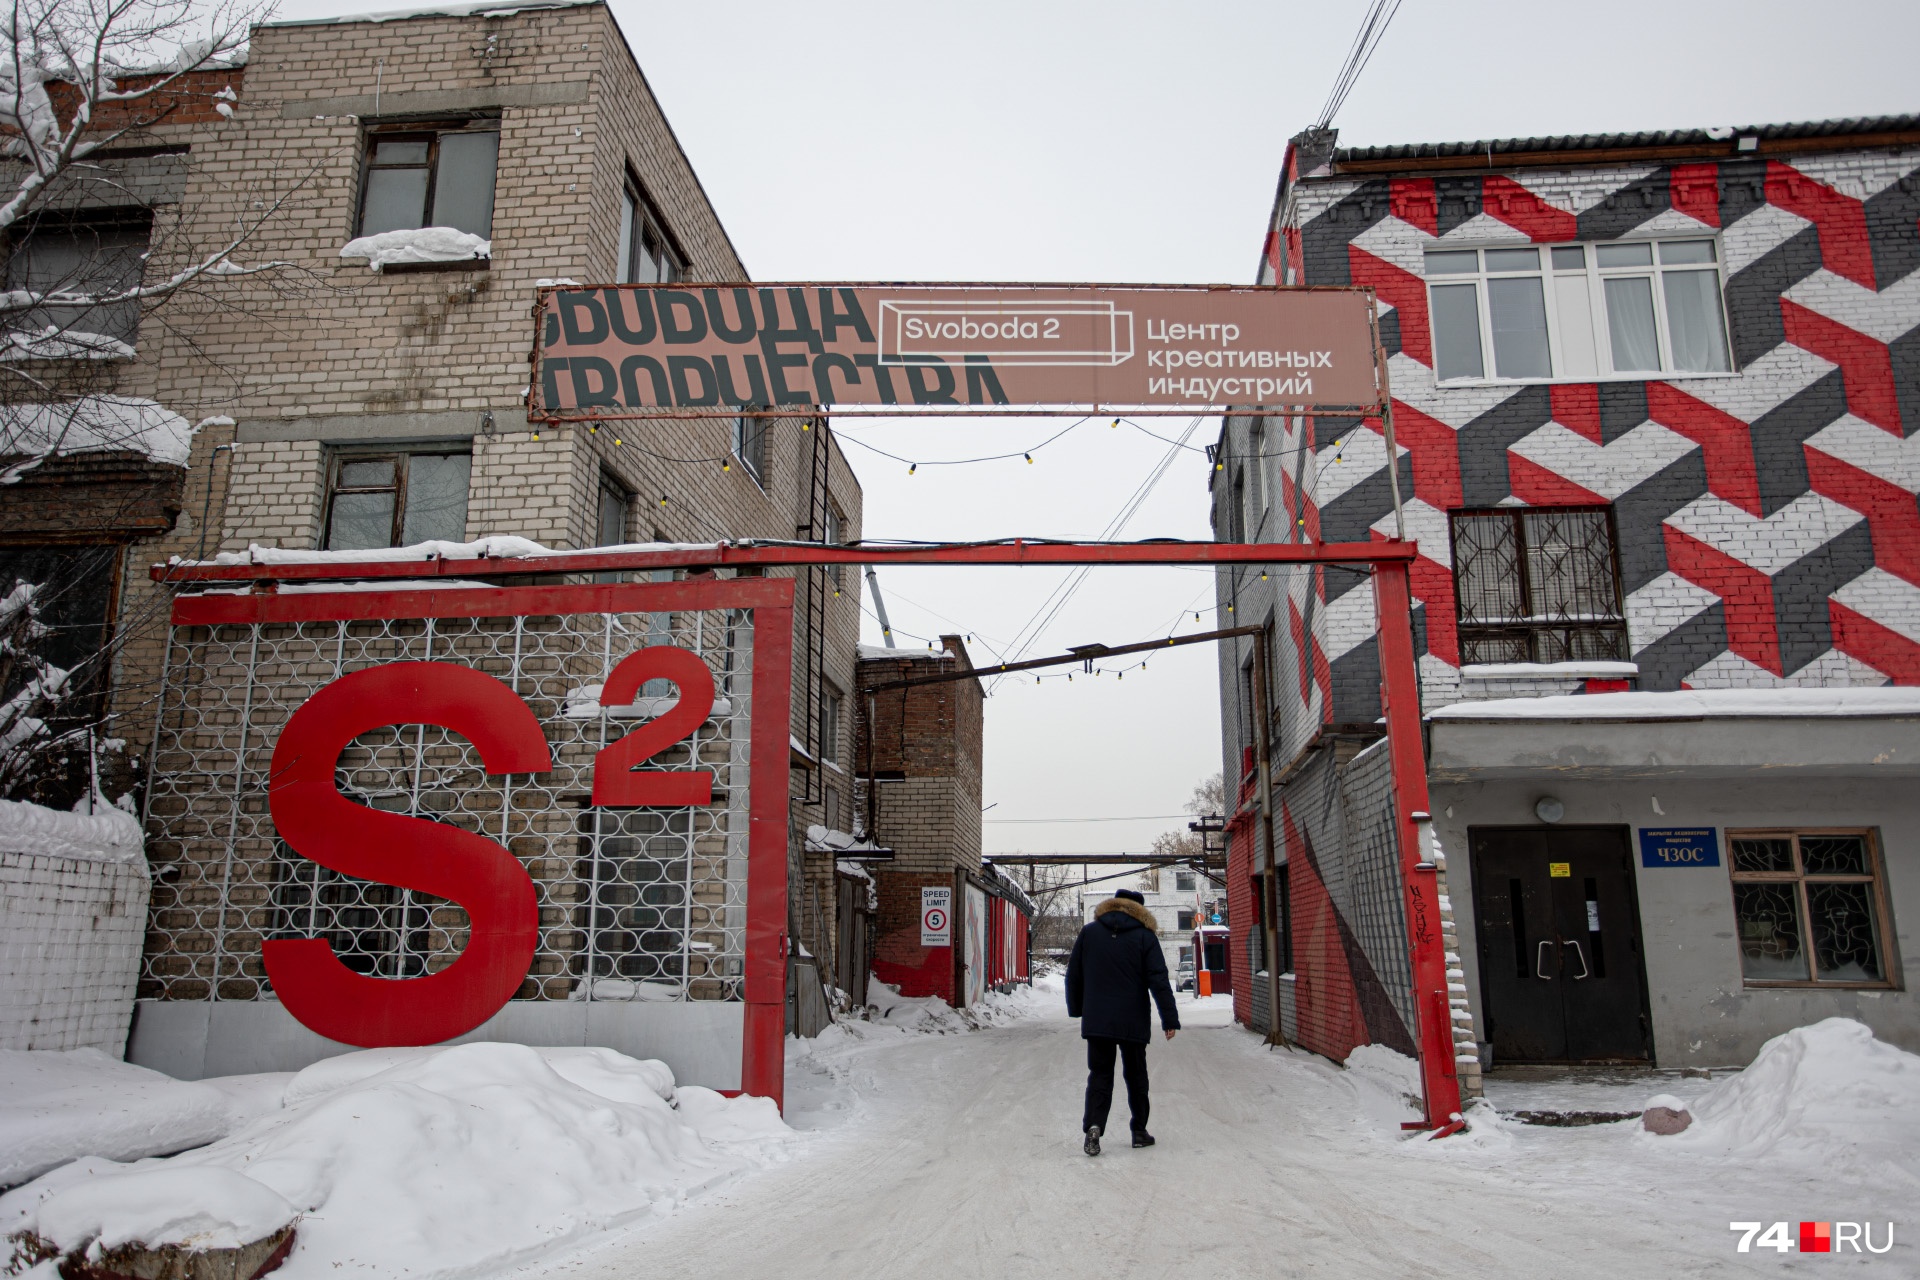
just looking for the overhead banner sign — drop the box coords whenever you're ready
[530,284,1382,419]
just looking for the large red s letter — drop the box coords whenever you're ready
[263,662,552,1047]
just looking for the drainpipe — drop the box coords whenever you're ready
[1250,627,1283,1044]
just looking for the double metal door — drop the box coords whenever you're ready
[1471,826,1652,1063]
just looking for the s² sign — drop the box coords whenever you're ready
[265,653,717,1049]
[1639,827,1720,868]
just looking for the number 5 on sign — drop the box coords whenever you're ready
[593,646,717,806]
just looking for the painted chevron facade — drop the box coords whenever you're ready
[1214,118,1920,1078]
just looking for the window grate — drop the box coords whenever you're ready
[1450,506,1627,665]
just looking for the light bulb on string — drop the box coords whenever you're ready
[614,437,622,446]
[909,463,917,475]
[660,495,668,507]
[1024,453,1033,464]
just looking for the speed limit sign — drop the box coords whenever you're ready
[921,886,953,946]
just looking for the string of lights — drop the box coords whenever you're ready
[832,415,1093,472]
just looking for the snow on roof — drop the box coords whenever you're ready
[0,797,144,866]
[857,643,952,661]
[1428,686,1920,722]
[1,396,198,468]
[806,824,888,855]
[199,537,720,567]
[266,0,593,27]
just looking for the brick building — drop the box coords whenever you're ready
[1214,117,1920,1087]
[3,1,865,1088]
[855,637,1030,1004]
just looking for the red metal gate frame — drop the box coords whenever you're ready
[158,538,1461,1129]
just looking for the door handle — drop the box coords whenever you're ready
[1565,940,1590,980]
[1536,939,1554,980]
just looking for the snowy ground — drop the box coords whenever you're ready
[496,980,1916,1280]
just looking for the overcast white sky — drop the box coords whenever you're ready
[275,0,1920,854]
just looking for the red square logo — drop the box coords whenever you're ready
[1800,1222,1831,1253]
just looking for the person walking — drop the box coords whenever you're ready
[1064,888,1180,1156]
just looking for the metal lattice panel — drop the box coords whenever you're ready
[140,606,754,1006]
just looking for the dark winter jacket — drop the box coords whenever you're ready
[1065,897,1181,1044]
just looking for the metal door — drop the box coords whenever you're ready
[1470,826,1651,1064]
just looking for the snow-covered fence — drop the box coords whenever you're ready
[0,799,150,1052]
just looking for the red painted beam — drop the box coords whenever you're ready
[152,540,1417,584]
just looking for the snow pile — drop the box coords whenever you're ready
[0,396,196,468]
[0,1042,794,1278]
[1339,1044,1427,1129]
[8,1161,297,1256]
[338,227,490,271]
[0,797,144,866]
[1659,1018,1920,1170]
[860,978,1049,1034]
[1429,686,1920,721]
[863,981,969,1034]
[0,1050,230,1186]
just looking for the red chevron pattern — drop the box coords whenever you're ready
[1243,143,1920,749]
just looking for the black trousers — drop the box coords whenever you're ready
[1082,1036,1149,1134]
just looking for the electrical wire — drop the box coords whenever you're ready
[986,417,1205,692]
[1316,0,1407,131]
[832,416,1091,470]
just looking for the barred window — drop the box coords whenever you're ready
[1728,830,1896,988]
[1449,506,1627,664]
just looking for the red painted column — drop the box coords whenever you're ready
[742,596,794,1108]
[1371,560,1463,1130]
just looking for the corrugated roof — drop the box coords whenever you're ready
[1332,114,1920,165]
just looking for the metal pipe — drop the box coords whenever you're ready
[154,539,1420,585]
[863,624,1262,693]
[863,565,895,648]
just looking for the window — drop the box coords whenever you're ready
[617,183,684,284]
[1729,830,1896,987]
[820,681,843,761]
[1449,506,1626,664]
[1425,238,1731,383]
[824,784,842,831]
[825,501,845,588]
[731,415,766,484]
[0,545,120,808]
[358,123,500,238]
[323,450,471,551]
[1244,420,1267,535]
[1174,870,1197,892]
[1177,909,1196,931]
[594,475,630,584]
[4,214,150,355]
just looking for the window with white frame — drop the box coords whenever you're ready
[1425,238,1732,383]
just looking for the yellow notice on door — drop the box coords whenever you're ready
[1549,862,1571,878]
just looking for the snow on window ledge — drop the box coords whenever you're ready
[0,326,136,362]
[1460,660,1639,681]
[339,228,492,273]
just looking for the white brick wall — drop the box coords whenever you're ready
[1,850,151,1053]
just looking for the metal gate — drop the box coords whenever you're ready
[136,577,791,1097]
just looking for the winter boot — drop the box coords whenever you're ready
[1083,1125,1102,1157]
[1131,1131,1155,1148]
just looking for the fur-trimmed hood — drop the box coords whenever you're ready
[1093,896,1159,932]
